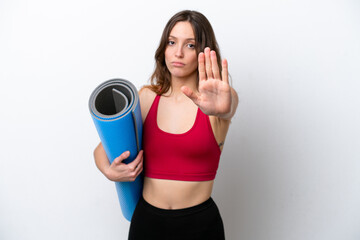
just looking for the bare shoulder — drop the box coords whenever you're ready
[139,86,156,98]
[139,86,157,123]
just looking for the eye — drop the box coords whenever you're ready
[168,40,175,46]
[187,43,195,49]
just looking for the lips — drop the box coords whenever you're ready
[172,61,185,67]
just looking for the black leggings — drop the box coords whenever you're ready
[128,196,225,240]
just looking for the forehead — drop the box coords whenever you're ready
[169,21,195,39]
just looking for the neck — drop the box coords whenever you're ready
[169,72,198,97]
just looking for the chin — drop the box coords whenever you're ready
[170,70,188,78]
[169,69,197,79]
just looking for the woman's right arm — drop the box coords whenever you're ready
[93,87,155,182]
[94,142,143,182]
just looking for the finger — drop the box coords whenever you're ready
[181,86,200,105]
[129,153,143,181]
[204,47,213,79]
[211,50,220,80]
[134,159,143,177]
[128,162,143,182]
[221,59,229,84]
[198,52,206,81]
[128,150,143,170]
[113,151,130,165]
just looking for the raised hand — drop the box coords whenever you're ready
[181,47,232,117]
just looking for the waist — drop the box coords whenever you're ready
[138,195,215,217]
[142,177,214,209]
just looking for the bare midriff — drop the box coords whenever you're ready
[142,177,214,209]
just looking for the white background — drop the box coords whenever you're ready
[1,0,359,239]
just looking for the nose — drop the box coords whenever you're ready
[175,45,184,58]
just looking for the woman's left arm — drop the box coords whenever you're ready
[181,47,238,120]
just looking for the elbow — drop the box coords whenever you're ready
[93,142,103,163]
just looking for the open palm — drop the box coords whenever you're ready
[181,47,232,116]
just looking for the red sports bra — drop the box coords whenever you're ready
[143,95,221,181]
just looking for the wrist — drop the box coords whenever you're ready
[104,166,115,181]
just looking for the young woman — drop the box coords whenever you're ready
[94,10,238,239]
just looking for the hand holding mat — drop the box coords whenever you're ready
[89,78,143,221]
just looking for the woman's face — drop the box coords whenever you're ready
[165,21,198,79]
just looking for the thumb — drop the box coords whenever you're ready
[113,151,130,165]
[181,86,199,104]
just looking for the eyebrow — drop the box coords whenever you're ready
[169,35,195,41]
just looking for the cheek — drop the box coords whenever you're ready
[189,53,198,68]
[164,48,170,61]
[191,51,198,62]
[164,49,172,67]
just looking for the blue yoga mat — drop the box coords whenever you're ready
[89,78,143,221]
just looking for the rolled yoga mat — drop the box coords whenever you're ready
[89,78,143,221]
